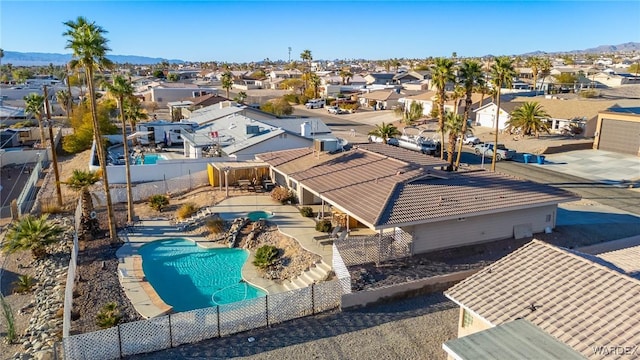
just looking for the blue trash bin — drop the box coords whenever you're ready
[523,154,532,164]
[537,155,546,164]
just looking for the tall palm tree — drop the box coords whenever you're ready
[103,75,135,224]
[63,16,117,242]
[455,60,484,168]
[444,112,465,171]
[489,56,515,171]
[309,73,321,99]
[339,69,353,85]
[23,93,47,148]
[55,89,72,118]
[368,122,401,144]
[526,57,540,94]
[300,49,313,91]
[221,71,233,99]
[431,58,456,159]
[538,57,552,95]
[64,169,101,240]
[3,214,63,260]
[123,96,148,138]
[451,85,466,115]
[506,102,551,138]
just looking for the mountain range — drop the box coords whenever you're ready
[2,42,639,66]
[0,51,184,66]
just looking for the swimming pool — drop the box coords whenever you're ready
[135,153,166,165]
[138,238,266,312]
[247,211,274,221]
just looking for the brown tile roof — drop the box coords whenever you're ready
[379,170,576,226]
[445,240,640,359]
[507,98,621,121]
[597,244,640,279]
[360,90,402,101]
[190,94,228,107]
[259,146,576,229]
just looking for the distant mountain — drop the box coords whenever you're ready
[522,42,640,56]
[1,51,185,66]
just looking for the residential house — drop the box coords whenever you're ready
[181,115,331,160]
[444,239,640,359]
[185,103,245,127]
[364,73,396,85]
[402,91,492,119]
[592,71,630,87]
[139,82,218,105]
[501,97,624,136]
[257,144,576,255]
[392,71,428,84]
[358,90,402,110]
[268,69,303,80]
[593,111,640,156]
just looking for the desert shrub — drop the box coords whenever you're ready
[579,89,598,98]
[96,302,122,329]
[271,186,293,204]
[253,245,279,269]
[176,203,197,220]
[148,194,169,212]
[315,219,333,233]
[12,275,36,294]
[283,93,298,103]
[0,294,16,344]
[205,218,225,234]
[300,207,314,217]
[41,202,64,215]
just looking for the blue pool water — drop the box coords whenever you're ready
[138,238,266,312]
[135,153,164,165]
[247,211,274,221]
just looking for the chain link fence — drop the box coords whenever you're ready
[334,228,413,267]
[332,243,352,294]
[108,170,209,204]
[62,280,341,360]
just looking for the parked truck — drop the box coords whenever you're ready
[305,99,325,109]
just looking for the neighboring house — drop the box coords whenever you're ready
[166,100,193,119]
[444,239,640,359]
[257,144,576,255]
[472,102,509,129]
[358,90,402,110]
[185,102,245,127]
[268,70,303,80]
[503,97,623,136]
[592,71,630,87]
[364,73,396,85]
[593,111,640,156]
[402,91,493,119]
[392,71,427,84]
[0,129,22,148]
[181,114,325,160]
[140,83,218,105]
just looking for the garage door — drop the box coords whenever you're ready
[599,119,640,155]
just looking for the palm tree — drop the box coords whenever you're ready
[123,96,148,138]
[103,75,135,224]
[444,112,465,171]
[455,60,485,168]
[234,91,248,104]
[339,69,353,85]
[55,89,72,118]
[221,71,233,99]
[489,56,515,171]
[506,102,551,138]
[538,58,552,95]
[526,57,540,94]
[63,16,117,242]
[23,93,47,148]
[368,122,401,144]
[300,49,313,92]
[2,214,63,260]
[64,169,101,240]
[431,58,456,159]
[309,73,321,99]
[451,85,466,115]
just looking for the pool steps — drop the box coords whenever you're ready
[282,259,333,291]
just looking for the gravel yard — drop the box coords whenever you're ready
[126,292,458,360]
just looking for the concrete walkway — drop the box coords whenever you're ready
[116,194,333,319]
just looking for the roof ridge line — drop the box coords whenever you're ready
[533,239,640,286]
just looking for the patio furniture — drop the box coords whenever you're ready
[314,226,342,242]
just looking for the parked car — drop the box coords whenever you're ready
[473,143,516,161]
[305,99,325,109]
[458,134,480,145]
[327,106,346,114]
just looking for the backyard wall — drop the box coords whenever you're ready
[341,269,479,309]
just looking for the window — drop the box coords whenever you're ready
[462,309,474,328]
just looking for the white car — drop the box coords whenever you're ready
[459,134,480,145]
[327,106,346,115]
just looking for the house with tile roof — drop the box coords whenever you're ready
[358,90,403,110]
[404,91,492,119]
[444,239,640,359]
[257,144,577,255]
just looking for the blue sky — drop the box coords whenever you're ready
[2,1,639,63]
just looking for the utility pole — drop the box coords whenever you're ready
[43,85,63,207]
[288,47,292,63]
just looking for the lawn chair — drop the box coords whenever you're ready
[320,229,347,249]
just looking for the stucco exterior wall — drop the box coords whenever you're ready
[408,205,557,254]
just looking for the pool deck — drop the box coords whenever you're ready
[116,194,334,319]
